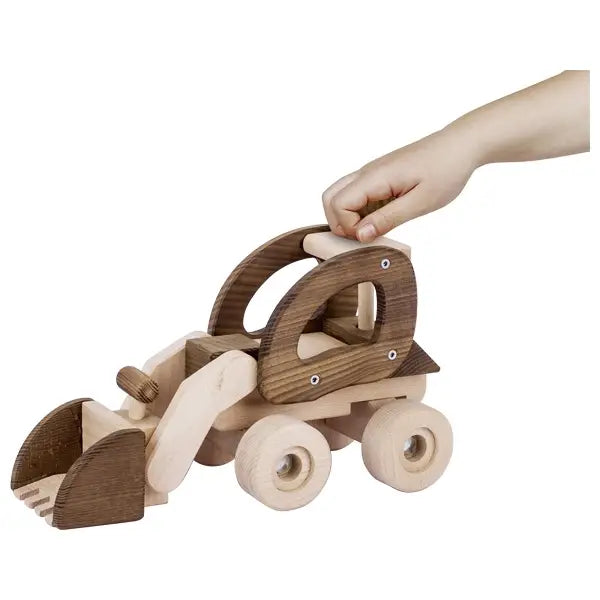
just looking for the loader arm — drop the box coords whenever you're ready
[145,350,257,494]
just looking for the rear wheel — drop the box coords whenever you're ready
[235,415,331,510]
[362,399,452,492]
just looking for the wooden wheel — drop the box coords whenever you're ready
[235,415,331,510]
[362,399,452,492]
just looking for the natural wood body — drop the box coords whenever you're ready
[213,374,426,431]
[12,225,450,528]
[323,316,439,375]
[186,334,259,376]
[209,225,328,337]
[258,246,417,404]
[82,401,139,452]
[11,399,87,490]
[53,428,145,529]
[323,315,373,344]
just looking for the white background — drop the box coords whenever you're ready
[0,2,595,599]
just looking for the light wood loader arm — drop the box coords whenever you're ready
[145,351,257,494]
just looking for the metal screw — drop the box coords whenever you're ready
[310,374,320,385]
[403,437,415,453]
[381,258,391,269]
[388,349,397,360]
[277,454,293,477]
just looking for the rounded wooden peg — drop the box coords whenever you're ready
[127,399,147,421]
[116,366,159,405]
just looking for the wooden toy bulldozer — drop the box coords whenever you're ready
[11,226,452,529]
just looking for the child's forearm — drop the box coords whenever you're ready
[323,71,590,241]
[446,70,590,166]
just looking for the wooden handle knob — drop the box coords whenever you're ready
[117,366,159,404]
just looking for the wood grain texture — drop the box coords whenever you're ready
[394,341,440,377]
[315,256,360,321]
[258,246,417,404]
[11,398,88,490]
[324,284,358,318]
[52,429,145,529]
[323,316,372,344]
[208,225,328,337]
[186,334,260,376]
[116,366,159,404]
[323,316,440,376]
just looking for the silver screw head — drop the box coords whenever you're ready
[277,455,293,476]
[381,258,391,269]
[310,374,320,385]
[388,349,397,360]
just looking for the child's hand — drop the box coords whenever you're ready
[324,71,589,242]
[322,130,478,242]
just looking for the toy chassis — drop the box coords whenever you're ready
[11,226,452,528]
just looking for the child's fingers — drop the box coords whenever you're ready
[322,172,358,235]
[322,172,358,203]
[330,169,398,236]
[354,186,430,241]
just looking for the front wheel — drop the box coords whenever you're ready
[362,399,452,492]
[235,415,331,510]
